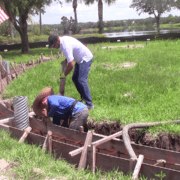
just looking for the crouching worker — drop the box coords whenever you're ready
[33,87,89,130]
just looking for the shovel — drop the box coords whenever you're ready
[59,60,67,95]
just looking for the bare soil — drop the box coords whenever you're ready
[86,120,180,152]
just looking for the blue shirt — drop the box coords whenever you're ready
[47,95,87,117]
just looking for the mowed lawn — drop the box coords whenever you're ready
[2,39,180,134]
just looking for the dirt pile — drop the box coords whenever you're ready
[87,121,122,135]
[87,120,180,152]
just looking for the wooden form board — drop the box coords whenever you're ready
[95,153,180,180]
[29,116,180,168]
[0,122,180,180]
[7,125,81,165]
[29,116,88,144]
[0,103,14,119]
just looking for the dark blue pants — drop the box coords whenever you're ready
[72,59,93,106]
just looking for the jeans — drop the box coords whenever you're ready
[69,108,89,130]
[72,59,93,106]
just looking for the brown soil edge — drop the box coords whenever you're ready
[86,120,180,152]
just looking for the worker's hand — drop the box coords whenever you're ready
[60,72,65,79]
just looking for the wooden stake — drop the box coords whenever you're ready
[132,155,144,180]
[0,55,2,76]
[31,58,34,65]
[51,51,53,58]
[20,62,26,72]
[78,131,93,170]
[0,63,11,83]
[14,61,17,69]
[79,126,84,133]
[48,131,52,155]
[19,126,32,143]
[69,132,121,157]
[91,130,122,147]
[10,62,18,77]
[0,71,5,93]
[42,133,49,152]
[129,158,137,173]
[41,53,43,61]
[5,63,10,84]
[57,52,60,58]
[0,71,2,93]
[91,145,96,173]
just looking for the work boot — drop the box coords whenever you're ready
[87,105,94,110]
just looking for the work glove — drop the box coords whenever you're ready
[60,72,65,79]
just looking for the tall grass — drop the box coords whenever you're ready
[2,40,180,134]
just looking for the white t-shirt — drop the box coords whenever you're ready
[60,36,93,64]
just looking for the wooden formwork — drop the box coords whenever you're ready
[0,105,180,179]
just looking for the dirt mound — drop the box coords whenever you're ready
[87,121,122,136]
[87,120,180,152]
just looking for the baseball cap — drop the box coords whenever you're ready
[48,35,59,48]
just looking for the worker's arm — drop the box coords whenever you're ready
[65,60,74,76]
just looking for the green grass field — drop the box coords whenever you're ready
[1,39,179,179]
[2,40,180,134]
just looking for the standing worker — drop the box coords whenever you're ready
[33,87,89,130]
[48,35,94,109]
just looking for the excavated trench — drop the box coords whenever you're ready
[86,120,180,152]
[30,119,180,152]
[1,97,180,152]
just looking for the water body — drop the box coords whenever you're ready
[104,29,180,38]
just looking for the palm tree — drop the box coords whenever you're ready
[84,0,116,34]
[66,0,78,24]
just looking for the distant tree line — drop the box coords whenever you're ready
[0,0,180,54]
[1,14,180,38]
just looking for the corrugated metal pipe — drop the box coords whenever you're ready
[122,120,180,160]
[13,96,29,130]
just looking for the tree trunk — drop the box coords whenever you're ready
[73,0,78,24]
[98,0,103,34]
[8,19,14,39]
[40,12,42,35]
[156,15,160,35]
[20,15,29,53]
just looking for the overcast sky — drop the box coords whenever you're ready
[31,0,180,24]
